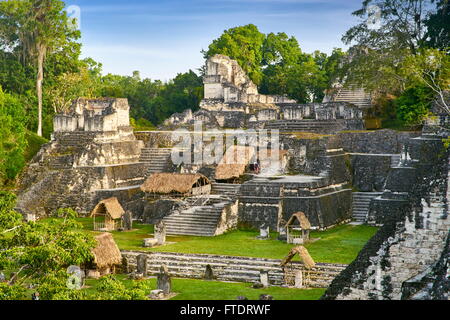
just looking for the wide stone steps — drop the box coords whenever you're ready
[162,200,231,236]
[122,251,347,287]
[211,183,241,197]
[352,192,382,222]
[139,148,172,176]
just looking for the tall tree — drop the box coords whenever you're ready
[204,24,266,85]
[341,0,446,94]
[0,0,80,136]
[424,0,450,50]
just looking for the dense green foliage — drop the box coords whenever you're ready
[395,86,434,125]
[0,192,96,300]
[341,0,449,122]
[0,0,82,136]
[0,88,27,185]
[204,24,342,103]
[99,70,203,125]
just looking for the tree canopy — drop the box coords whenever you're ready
[204,24,340,103]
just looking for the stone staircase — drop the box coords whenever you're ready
[265,120,344,133]
[54,132,96,148]
[162,197,233,236]
[139,148,172,176]
[211,183,241,197]
[332,87,372,109]
[352,192,382,223]
[122,251,348,288]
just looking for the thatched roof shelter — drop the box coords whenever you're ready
[280,246,316,269]
[92,233,122,269]
[286,212,311,230]
[140,173,210,194]
[90,197,125,220]
[215,145,256,180]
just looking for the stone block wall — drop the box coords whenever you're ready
[321,133,450,300]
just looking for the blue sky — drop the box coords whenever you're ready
[67,0,364,81]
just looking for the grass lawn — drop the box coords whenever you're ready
[84,275,325,300]
[72,218,377,264]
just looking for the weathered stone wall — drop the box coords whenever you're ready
[321,133,449,300]
[17,99,148,217]
[350,154,392,192]
[238,179,352,231]
[337,130,420,154]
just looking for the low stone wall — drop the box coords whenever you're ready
[121,251,348,288]
[321,133,450,300]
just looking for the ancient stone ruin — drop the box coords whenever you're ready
[164,54,365,132]
[16,98,145,217]
[15,54,449,299]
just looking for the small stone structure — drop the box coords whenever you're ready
[257,224,270,240]
[203,54,295,105]
[259,270,269,288]
[122,250,345,288]
[122,211,133,231]
[157,265,172,295]
[163,54,364,131]
[204,265,214,280]
[16,98,145,217]
[136,254,148,277]
[155,221,166,245]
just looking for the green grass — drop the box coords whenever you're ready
[44,218,377,264]
[24,130,48,162]
[72,217,377,264]
[84,275,325,300]
[143,225,377,264]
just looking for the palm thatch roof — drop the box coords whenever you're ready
[92,233,122,269]
[280,246,316,269]
[215,145,256,180]
[140,173,210,194]
[90,197,125,220]
[286,212,311,230]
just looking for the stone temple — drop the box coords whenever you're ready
[165,54,365,132]
[16,98,146,218]
[16,55,449,299]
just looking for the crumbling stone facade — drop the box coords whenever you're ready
[16,98,146,217]
[164,55,364,131]
[321,124,450,300]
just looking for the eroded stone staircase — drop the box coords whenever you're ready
[332,87,372,109]
[162,196,233,236]
[122,251,348,288]
[139,148,172,176]
[352,192,382,223]
[211,183,241,197]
